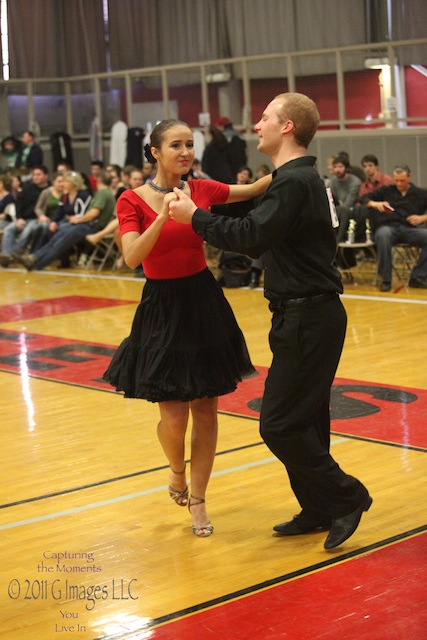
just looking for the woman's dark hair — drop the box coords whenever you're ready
[144,119,191,163]
[0,174,13,191]
[144,144,156,164]
[238,165,253,179]
[109,163,123,176]
[80,172,93,195]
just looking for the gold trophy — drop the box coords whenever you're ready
[346,219,356,244]
[365,218,372,243]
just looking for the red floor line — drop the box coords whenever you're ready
[145,530,427,640]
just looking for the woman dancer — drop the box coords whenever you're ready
[104,119,270,537]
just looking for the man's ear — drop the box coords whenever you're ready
[281,119,294,134]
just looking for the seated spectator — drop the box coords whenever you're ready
[359,154,394,197]
[142,160,156,183]
[0,136,22,170]
[340,154,397,246]
[88,160,104,193]
[13,171,116,271]
[321,155,336,188]
[236,166,253,185]
[336,150,365,182]
[191,158,209,179]
[43,171,91,241]
[331,156,362,208]
[121,164,138,189]
[127,168,143,190]
[30,172,65,252]
[56,162,72,174]
[0,174,15,230]
[56,172,91,218]
[0,166,50,265]
[255,164,271,180]
[16,131,43,172]
[359,164,427,291]
[81,172,94,196]
[330,156,362,248]
[86,168,143,269]
[105,162,122,175]
[338,154,396,246]
[108,165,127,199]
[11,174,22,199]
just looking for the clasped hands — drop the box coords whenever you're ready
[161,189,197,224]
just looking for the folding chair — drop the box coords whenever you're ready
[337,240,378,283]
[86,234,119,272]
[392,243,421,282]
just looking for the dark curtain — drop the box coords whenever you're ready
[0,1,3,73]
[5,0,426,80]
[8,0,106,78]
[107,0,227,70]
[107,0,160,71]
[223,0,367,77]
[390,0,426,65]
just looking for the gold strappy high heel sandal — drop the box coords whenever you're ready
[188,495,214,537]
[168,466,188,507]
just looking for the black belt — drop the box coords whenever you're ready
[270,292,338,311]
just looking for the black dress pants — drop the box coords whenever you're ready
[260,295,369,521]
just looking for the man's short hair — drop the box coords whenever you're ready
[361,154,379,166]
[394,164,411,175]
[274,92,320,148]
[32,165,49,175]
[332,156,350,170]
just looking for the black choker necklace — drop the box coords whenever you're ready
[147,179,185,194]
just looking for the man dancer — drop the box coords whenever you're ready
[168,93,372,550]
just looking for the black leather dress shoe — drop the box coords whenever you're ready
[379,282,391,292]
[408,277,427,289]
[324,495,373,549]
[273,513,331,536]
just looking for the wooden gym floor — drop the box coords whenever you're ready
[0,264,426,640]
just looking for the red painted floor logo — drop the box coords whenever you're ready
[0,328,426,448]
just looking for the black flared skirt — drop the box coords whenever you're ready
[103,268,255,402]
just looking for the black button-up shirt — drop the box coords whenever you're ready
[360,183,427,227]
[192,156,343,302]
